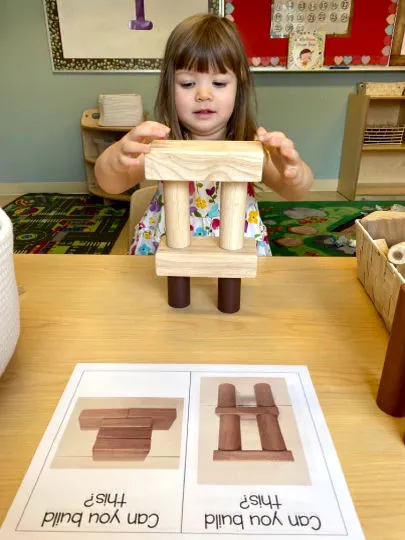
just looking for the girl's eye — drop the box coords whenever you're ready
[180,82,194,88]
[213,81,227,88]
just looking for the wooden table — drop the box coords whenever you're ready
[0,255,404,538]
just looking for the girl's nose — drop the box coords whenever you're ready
[196,87,212,101]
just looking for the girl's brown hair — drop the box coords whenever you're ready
[154,13,257,141]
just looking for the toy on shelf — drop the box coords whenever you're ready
[144,140,264,313]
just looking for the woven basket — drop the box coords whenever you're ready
[0,208,20,376]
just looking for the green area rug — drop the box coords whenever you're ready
[3,194,404,256]
[3,193,129,254]
[258,200,405,257]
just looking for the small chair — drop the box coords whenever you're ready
[128,184,157,249]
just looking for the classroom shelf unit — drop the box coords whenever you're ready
[337,94,405,200]
[81,109,132,202]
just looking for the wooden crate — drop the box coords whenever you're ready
[356,212,405,331]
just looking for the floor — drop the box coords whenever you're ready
[0,191,347,255]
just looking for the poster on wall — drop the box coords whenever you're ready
[270,0,353,38]
[43,0,221,71]
[287,31,326,70]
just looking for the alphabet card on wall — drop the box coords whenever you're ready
[287,32,326,70]
[0,364,365,539]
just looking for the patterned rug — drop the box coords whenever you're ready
[3,194,404,256]
[3,193,129,254]
[258,200,405,257]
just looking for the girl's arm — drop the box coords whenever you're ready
[256,127,314,200]
[95,121,170,194]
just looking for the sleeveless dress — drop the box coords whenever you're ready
[128,181,271,256]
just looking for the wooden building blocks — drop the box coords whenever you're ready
[144,140,264,313]
[78,407,176,461]
[213,383,294,461]
[376,284,405,418]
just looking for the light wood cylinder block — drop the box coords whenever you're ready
[218,384,241,451]
[220,182,247,251]
[163,181,190,248]
[388,242,405,266]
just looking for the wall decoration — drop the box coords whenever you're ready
[287,31,326,70]
[270,0,353,38]
[43,0,221,72]
[225,0,401,69]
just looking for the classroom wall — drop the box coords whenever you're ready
[0,0,404,188]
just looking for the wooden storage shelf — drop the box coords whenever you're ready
[338,93,405,200]
[367,96,405,100]
[362,144,405,151]
[356,184,405,197]
[81,109,132,202]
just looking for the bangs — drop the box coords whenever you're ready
[173,28,239,74]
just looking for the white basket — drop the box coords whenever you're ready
[363,125,405,145]
[0,208,20,377]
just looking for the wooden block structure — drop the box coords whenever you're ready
[213,383,294,461]
[144,140,264,313]
[376,284,405,421]
[78,407,176,461]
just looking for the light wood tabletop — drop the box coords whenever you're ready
[0,255,404,538]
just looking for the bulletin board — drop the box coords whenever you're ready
[225,0,400,69]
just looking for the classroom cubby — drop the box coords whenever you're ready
[337,93,405,200]
[81,109,132,202]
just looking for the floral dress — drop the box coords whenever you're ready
[128,181,271,256]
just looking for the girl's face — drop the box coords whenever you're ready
[174,68,237,140]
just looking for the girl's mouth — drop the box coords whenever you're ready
[194,109,215,118]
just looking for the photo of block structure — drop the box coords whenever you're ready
[79,407,177,461]
[198,377,309,485]
[144,140,264,313]
[50,396,183,469]
[213,382,294,461]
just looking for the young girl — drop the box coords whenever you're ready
[95,13,313,256]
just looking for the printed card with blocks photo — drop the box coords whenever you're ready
[0,364,365,539]
[287,31,326,70]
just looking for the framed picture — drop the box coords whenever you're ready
[390,0,405,66]
[43,0,221,72]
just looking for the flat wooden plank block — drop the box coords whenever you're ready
[215,406,279,418]
[156,236,258,278]
[128,408,177,430]
[97,426,152,439]
[145,140,264,183]
[93,437,151,461]
[213,450,294,461]
[79,408,129,429]
[101,417,153,428]
[94,437,151,451]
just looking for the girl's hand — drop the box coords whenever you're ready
[256,127,302,184]
[117,121,170,168]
